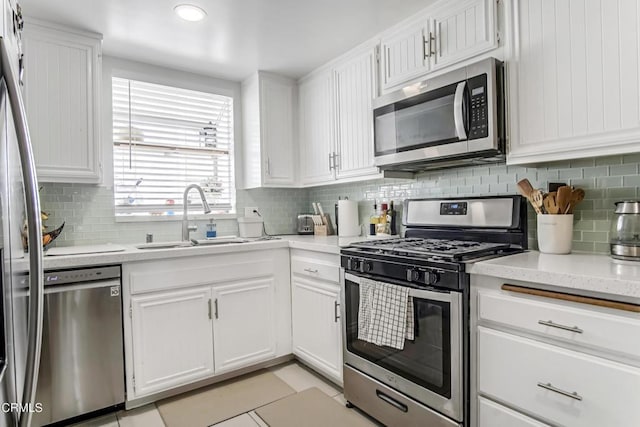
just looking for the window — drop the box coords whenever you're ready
[112,77,235,217]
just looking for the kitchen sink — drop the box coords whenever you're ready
[135,237,248,250]
[135,241,193,250]
[191,237,248,245]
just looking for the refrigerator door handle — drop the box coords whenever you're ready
[0,36,45,427]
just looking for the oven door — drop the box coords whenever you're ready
[341,271,463,422]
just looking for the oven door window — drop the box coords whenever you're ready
[374,82,464,156]
[345,278,451,398]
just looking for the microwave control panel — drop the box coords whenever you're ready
[468,74,488,140]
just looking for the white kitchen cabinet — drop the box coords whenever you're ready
[471,274,640,427]
[431,0,496,71]
[334,47,379,180]
[507,0,640,164]
[22,19,102,183]
[241,72,296,188]
[130,287,214,397]
[122,249,291,402]
[212,278,276,374]
[298,45,381,187]
[298,70,336,186]
[380,18,431,91]
[290,251,343,384]
[380,0,497,92]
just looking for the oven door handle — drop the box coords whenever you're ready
[344,272,455,303]
[453,81,467,141]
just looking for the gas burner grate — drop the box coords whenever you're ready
[350,238,512,261]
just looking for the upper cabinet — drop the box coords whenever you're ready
[507,0,640,164]
[23,20,102,184]
[299,70,336,186]
[298,43,382,187]
[380,0,497,92]
[241,72,297,188]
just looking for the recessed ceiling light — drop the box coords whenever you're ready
[174,4,207,22]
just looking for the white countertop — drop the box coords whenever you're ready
[41,234,372,270]
[469,251,640,302]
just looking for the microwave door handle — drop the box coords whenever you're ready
[453,81,467,141]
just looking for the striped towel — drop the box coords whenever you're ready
[358,278,415,350]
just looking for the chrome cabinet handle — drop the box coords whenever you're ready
[214,298,219,319]
[453,81,467,140]
[328,153,333,171]
[333,152,340,170]
[537,382,583,401]
[334,301,340,322]
[266,157,271,176]
[1,36,45,427]
[429,31,436,57]
[538,320,583,334]
[303,268,319,274]
[422,34,429,59]
[207,299,212,319]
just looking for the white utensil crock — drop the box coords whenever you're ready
[537,214,574,254]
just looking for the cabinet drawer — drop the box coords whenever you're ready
[478,397,550,427]
[291,256,339,283]
[478,288,640,359]
[478,327,640,427]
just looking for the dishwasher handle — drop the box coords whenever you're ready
[44,280,121,295]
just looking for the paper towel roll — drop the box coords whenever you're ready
[338,200,360,237]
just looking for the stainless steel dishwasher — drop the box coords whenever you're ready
[32,265,125,426]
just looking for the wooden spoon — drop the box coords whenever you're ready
[566,188,585,214]
[543,192,560,214]
[517,179,535,198]
[530,189,544,215]
[556,186,573,215]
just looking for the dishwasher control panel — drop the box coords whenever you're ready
[45,265,121,286]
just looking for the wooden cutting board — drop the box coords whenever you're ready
[46,244,126,256]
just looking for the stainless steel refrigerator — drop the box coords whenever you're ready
[1,1,45,426]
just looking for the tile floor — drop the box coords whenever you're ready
[71,361,380,427]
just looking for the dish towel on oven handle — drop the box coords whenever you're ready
[358,278,415,350]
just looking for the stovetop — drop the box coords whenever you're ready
[349,237,513,261]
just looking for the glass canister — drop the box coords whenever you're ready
[610,201,640,260]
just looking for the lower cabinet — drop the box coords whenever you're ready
[124,249,291,400]
[212,278,276,373]
[130,287,214,397]
[290,250,343,384]
[291,277,342,383]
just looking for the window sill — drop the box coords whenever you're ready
[114,213,238,223]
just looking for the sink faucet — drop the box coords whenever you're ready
[182,184,211,241]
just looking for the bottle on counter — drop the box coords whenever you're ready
[369,201,379,236]
[389,200,397,235]
[376,203,390,235]
[206,219,217,238]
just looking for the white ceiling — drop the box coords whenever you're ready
[19,0,434,81]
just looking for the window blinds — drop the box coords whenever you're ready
[112,77,235,216]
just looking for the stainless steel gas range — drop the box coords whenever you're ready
[340,195,528,427]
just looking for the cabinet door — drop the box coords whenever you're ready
[212,278,276,373]
[130,288,214,397]
[380,18,430,91]
[334,47,380,180]
[298,71,336,185]
[23,22,102,183]
[508,0,640,164]
[431,0,496,70]
[291,277,342,383]
[261,75,297,187]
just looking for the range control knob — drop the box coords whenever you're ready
[362,261,373,273]
[425,271,440,285]
[406,269,420,282]
[348,258,360,271]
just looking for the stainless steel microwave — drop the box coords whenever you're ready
[373,57,505,172]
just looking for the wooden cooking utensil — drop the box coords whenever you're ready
[566,188,585,214]
[516,179,535,198]
[530,189,545,215]
[556,186,573,214]
[543,192,560,214]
